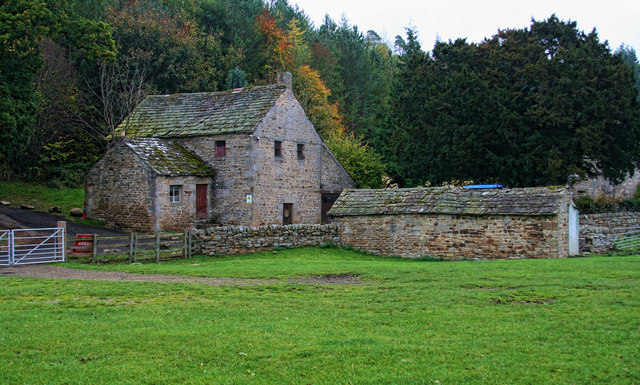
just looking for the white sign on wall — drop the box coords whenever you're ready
[246,194,253,204]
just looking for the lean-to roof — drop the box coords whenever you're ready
[124,138,213,177]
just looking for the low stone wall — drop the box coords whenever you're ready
[193,224,341,256]
[579,212,640,253]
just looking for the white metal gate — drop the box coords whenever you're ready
[0,228,65,266]
[0,230,10,266]
[613,226,640,251]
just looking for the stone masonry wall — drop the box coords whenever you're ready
[181,134,254,226]
[86,142,155,233]
[321,143,355,192]
[156,176,213,231]
[333,214,566,260]
[252,90,322,225]
[193,224,341,256]
[251,89,354,226]
[579,212,640,253]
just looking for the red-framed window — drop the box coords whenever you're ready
[215,140,226,158]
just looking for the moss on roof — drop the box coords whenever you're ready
[124,138,213,177]
[328,187,569,217]
[121,85,287,138]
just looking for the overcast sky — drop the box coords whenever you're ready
[293,0,639,53]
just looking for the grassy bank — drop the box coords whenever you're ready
[0,181,85,220]
[1,248,639,384]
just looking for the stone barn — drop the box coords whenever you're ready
[86,73,355,232]
[329,187,579,260]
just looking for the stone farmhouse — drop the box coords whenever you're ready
[329,187,580,260]
[86,73,355,232]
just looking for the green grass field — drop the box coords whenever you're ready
[1,248,639,384]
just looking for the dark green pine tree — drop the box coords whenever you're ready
[388,16,640,187]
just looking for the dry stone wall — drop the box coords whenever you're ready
[579,212,640,253]
[193,224,341,256]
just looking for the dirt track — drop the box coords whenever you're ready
[0,264,365,286]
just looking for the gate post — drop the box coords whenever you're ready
[9,230,14,266]
[91,234,98,263]
[57,221,67,262]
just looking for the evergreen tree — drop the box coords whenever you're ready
[389,16,640,187]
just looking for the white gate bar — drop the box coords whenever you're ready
[0,230,10,266]
[10,228,65,265]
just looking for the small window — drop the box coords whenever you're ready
[297,143,305,160]
[274,140,283,158]
[215,140,226,158]
[169,185,181,202]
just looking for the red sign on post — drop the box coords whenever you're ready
[72,234,93,254]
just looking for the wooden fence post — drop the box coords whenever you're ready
[91,234,97,263]
[133,232,137,262]
[183,229,188,258]
[129,233,134,263]
[188,229,192,258]
[156,232,161,263]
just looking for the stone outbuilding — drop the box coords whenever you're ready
[86,138,214,232]
[329,187,579,260]
[86,73,355,232]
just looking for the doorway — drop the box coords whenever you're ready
[283,203,293,225]
[196,184,208,219]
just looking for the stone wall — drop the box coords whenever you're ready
[156,176,213,231]
[333,213,567,260]
[252,90,324,225]
[86,142,155,233]
[181,134,254,225]
[321,143,355,192]
[579,212,640,253]
[193,223,341,256]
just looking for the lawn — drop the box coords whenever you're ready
[1,248,639,384]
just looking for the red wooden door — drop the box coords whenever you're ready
[196,184,207,219]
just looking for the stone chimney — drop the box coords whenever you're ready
[277,72,292,89]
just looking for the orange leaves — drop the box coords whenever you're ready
[255,9,293,71]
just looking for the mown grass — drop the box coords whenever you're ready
[1,248,639,384]
[0,181,100,224]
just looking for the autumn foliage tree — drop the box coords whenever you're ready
[255,7,385,187]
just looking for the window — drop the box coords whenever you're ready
[274,140,283,158]
[169,185,181,202]
[297,143,305,160]
[215,140,226,158]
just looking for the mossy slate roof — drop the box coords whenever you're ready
[121,85,287,138]
[328,187,569,217]
[124,138,213,177]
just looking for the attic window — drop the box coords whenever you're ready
[297,143,305,160]
[274,140,283,158]
[215,140,226,158]
[169,185,181,203]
